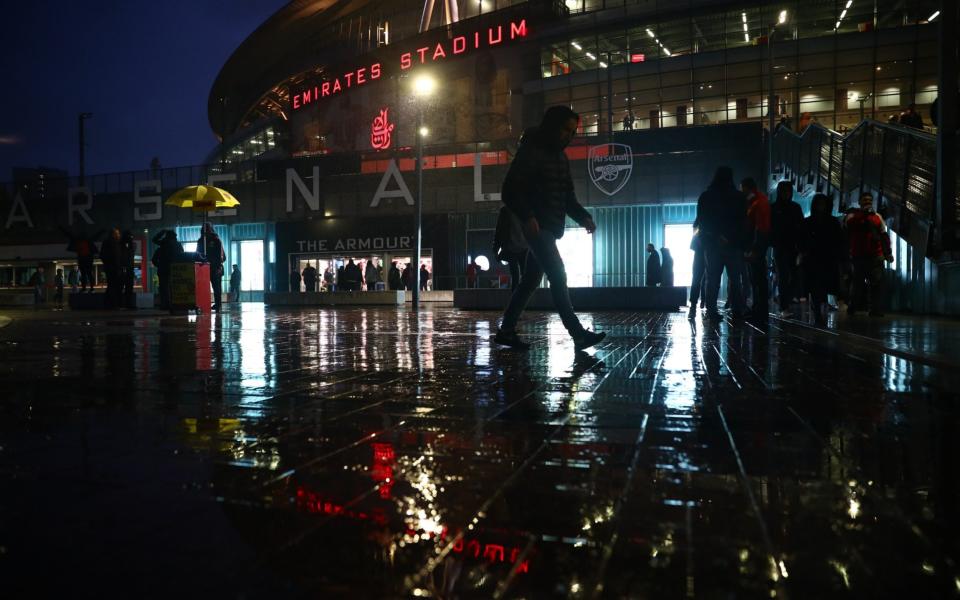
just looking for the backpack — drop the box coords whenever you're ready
[493,206,527,259]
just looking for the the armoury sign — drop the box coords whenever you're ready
[588,143,634,196]
[290,18,528,111]
[294,236,412,252]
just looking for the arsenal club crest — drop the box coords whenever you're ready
[588,143,633,196]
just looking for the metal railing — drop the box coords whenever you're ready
[773,120,958,255]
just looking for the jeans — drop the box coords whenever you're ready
[501,231,585,337]
[773,248,798,309]
[850,257,885,313]
[746,253,769,316]
[689,249,706,307]
[704,242,744,315]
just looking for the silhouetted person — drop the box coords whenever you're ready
[365,258,381,291]
[496,105,605,351]
[344,259,362,291]
[844,192,892,316]
[302,264,318,291]
[54,268,64,307]
[61,227,102,293]
[688,228,706,318]
[660,248,674,287]
[388,262,402,290]
[402,262,414,290]
[290,267,302,292]
[28,265,45,305]
[420,264,430,291]
[493,205,528,291]
[100,228,123,308]
[466,259,480,288]
[152,230,183,309]
[695,166,747,320]
[770,181,804,317]
[324,265,335,291]
[198,223,225,312]
[645,243,661,286]
[67,266,79,293]
[230,265,241,301]
[801,193,845,325]
[741,177,771,319]
[337,263,345,290]
[899,103,924,129]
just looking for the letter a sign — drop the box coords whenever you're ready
[588,143,633,196]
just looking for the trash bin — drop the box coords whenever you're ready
[169,260,211,313]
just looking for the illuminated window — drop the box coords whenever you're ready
[556,228,594,287]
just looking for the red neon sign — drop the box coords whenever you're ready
[292,18,529,111]
[631,53,645,63]
[370,108,395,150]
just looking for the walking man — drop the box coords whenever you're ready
[645,243,661,286]
[494,105,605,351]
[770,181,804,318]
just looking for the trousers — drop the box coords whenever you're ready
[501,231,585,337]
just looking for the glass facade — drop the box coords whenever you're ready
[540,0,940,134]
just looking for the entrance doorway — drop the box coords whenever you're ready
[663,223,695,287]
[289,252,433,291]
[556,228,594,288]
[240,240,265,301]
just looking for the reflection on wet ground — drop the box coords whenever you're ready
[0,304,958,598]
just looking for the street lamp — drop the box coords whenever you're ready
[412,74,436,310]
[768,10,788,185]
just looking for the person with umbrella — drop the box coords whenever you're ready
[198,224,226,312]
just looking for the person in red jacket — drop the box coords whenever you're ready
[844,192,893,316]
[741,177,771,320]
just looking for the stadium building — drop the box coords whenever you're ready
[0,0,954,310]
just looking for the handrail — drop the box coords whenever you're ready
[773,118,953,255]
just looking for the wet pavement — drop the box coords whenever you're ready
[0,304,958,598]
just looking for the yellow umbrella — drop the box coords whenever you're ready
[165,185,240,212]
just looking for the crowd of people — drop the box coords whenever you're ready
[291,258,431,292]
[690,166,893,324]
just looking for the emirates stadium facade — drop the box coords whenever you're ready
[0,0,946,306]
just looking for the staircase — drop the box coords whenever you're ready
[772,120,960,315]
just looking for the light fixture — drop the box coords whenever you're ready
[599,61,608,68]
[412,74,436,97]
[419,126,429,137]
[928,10,940,21]
[572,41,582,50]
[646,28,655,38]
[778,10,787,24]
[586,52,596,60]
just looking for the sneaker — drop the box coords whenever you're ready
[493,330,530,350]
[687,307,696,320]
[573,330,606,352]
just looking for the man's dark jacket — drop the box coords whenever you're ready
[501,127,591,238]
[695,183,748,248]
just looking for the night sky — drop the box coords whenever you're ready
[0,0,287,182]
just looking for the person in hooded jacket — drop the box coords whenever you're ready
[770,181,805,317]
[800,193,845,325]
[495,105,605,351]
[645,244,661,286]
[695,167,748,319]
[660,248,674,287]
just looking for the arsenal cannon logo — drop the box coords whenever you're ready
[588,143,633,196]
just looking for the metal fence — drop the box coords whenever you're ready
[773,120,957,254]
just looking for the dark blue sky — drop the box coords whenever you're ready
[0,0,287,182]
